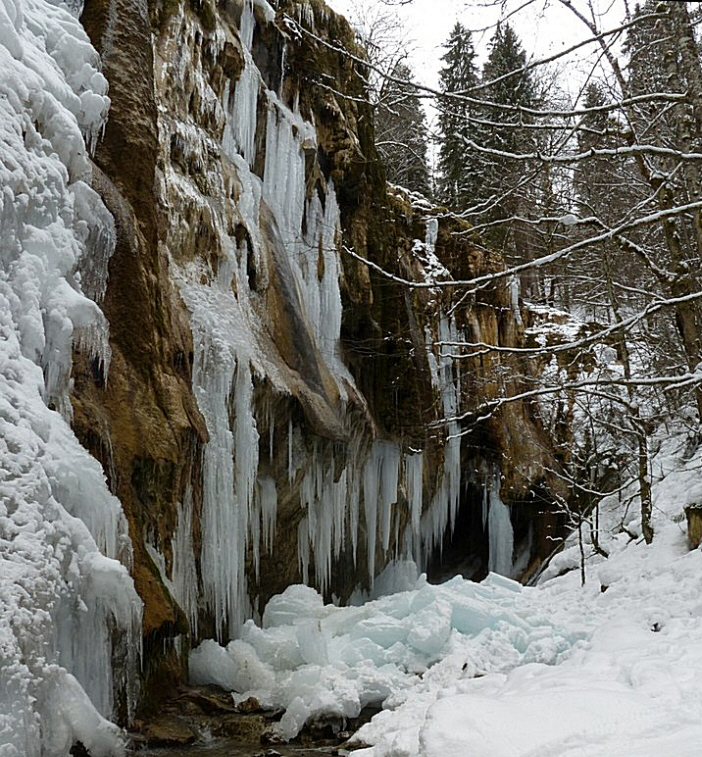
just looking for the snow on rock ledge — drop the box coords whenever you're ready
[0,0,141,754]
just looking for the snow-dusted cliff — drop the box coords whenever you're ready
[0,0,565,750]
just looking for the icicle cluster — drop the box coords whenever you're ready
[407,311,463,566]
[165,0,350,636]
[295,437,405,594]
[164,2,478,641]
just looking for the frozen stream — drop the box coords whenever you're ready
[187,432,702,757]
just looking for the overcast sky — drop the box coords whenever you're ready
[324,0,628,93]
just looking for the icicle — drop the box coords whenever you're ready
[0,0,144,743]
[268,403,275,461]
[223,1,260,166]
[259,475,278,552]
[288,419,296,483]
[53,552,142,721]
[251,490,262,579]
[485,466,514,577]
[509,275,524,328]
[262,97,308,238]
[362,446,381,586]
[172,487,199,636]
[297,0,314,29]
[313,465,334,592]
[298,517,310,584]
[73,181,116,305]
[425,216,439,253]
[332,468,348,559]
[402,313,464,571]
[348,451,361,567]
[379,442,400,551]
[407,451,424,544]
[239,0,256,50]
[279,41,287,94]
[74,318,112,382]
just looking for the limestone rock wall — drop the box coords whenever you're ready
[73,0,566,709]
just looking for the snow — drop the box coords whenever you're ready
[190,567,579,741]
[0,0,141,754]
[353,429,702,757]
[410,215,450,286]
[189,427,702,756]
[7,0,702,754]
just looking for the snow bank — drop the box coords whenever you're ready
[353,430,702,757]
[410,522,702,757]
[0,0,141,754]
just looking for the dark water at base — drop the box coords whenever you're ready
[133,745,337,757]
[132,741,350,757]
[127,687,369,757]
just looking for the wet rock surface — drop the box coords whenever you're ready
[129,686,370,755]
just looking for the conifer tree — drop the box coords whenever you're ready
[480,23,540,292]
[480,24,536,233]
[436,22,480,208]
[376,62,431,196]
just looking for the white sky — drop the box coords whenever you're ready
[326,0,465,91]
[324,0,628,93]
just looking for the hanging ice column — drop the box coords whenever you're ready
[183,228,261,636]
[362,442,401,586]
[223,0,261,166]
[483,465,514,576]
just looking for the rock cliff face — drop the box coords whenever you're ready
[74,0,565,709]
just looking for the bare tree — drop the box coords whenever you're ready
[292,0,702,549]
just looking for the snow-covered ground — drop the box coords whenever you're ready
[192,427,702,756]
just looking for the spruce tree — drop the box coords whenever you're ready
[376,62,431,196]
[436,22,480,208]
[480,23,536,247]
[478,23,540,292]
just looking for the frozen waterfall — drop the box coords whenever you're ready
[0,0,142,753]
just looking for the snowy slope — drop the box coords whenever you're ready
[191,429,702,756]
[0,0,141,755]
[355,432,702,756]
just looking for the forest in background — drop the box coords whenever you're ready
[338,0,702,562]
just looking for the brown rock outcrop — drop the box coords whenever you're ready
[71,0,567,716]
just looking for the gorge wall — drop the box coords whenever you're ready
[0,0,567,747]
[73,0,567,707]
